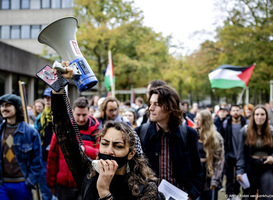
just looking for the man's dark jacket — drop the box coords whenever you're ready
[220,115,247,159]
[135,122,203,200]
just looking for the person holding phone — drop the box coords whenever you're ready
[50,62,163,200]
[237,105,273,199]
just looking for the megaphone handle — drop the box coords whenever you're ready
[53,61,67,73]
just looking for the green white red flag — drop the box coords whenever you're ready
[104,51,115,93]
[208,64,255,89]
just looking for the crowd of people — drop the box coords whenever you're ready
[0,68,273,200]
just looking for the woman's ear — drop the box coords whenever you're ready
[127,149,136,160]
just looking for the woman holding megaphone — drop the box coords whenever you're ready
[50,62,164,200]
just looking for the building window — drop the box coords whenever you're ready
[11,25,20,39]
[0,26,10,39]
[21,0,30,9]
[41,0,50,8]
[62,0,73,8]
[30,0,40,9]
[51,0,60,8]
[30,25,40,39]
[11,0,19,9]
[1,0,10,9]
[21,25,30,39]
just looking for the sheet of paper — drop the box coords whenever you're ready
[237,173,250,189]
[158,179,188,200]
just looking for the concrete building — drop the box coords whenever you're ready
[0,0,80,104]
[0,0,74,55]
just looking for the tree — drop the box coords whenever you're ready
[74,0,171,95]
[215,0,273,104]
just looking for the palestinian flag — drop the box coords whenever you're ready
[208,64,255,89]
[186,116,195,128]
[104,51,115,92]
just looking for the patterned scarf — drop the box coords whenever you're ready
[40,106,52,143]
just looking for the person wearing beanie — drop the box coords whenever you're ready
[34,88,55,200]
[0,94,42,200]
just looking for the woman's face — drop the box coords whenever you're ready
[194,113,202,129]
[245,108,252,117]
[123,111,134,124]
[35,102,44,114]
[254,108,266,126]
[99,127,130,157]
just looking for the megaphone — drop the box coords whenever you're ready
[38,17,98,91]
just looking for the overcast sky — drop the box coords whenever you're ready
[133,0,219,55]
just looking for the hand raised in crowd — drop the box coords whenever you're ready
[52,61,73,94]
[53,61,73,80]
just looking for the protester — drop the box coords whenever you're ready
[188,103,199,121]
[89,95,100,113]
[194,110,224,200]
[50,88,162,199]
[47,97,100,200]
[135,85,203,200]
[27,104,35,126]
[214,107,229,133]
[242,104,254,120]
[35,87,55,200]
[0,94,42,200]
[140,80,166,125]
[33,98,45,118]
[135,97,146,118]
[123,108,138,129]
[237,105,273,199]
[221,105,247,200]
[95,96,128,130]
[89,106,96,116]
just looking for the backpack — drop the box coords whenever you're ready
[139,123,188,150]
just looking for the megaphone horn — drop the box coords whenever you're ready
[38,17,98,91]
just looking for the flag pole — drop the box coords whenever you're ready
[108,50,115,98]
[245,87,249,104]
[237,87,246,105]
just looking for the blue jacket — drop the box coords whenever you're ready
[135,122,203,200]
[0,121,42,189]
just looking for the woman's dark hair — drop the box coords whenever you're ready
[91,121,157,196]
[246,105,272,147]
[148,80,166,89]
[148,85,183,131]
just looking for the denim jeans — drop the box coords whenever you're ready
[38,160,53,200]
[0,182,32,200]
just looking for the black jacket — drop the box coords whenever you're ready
[135,122,203,200]
[221,115,247,159]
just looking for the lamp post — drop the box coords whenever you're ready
[270,80,273,102]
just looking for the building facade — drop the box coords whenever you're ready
[0,0,80,104]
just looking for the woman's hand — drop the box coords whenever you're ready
[96,159,118,198]
[53,61,73,79]
[264,155,273,165]
[236,174,243,183]
[52,61,73,94]
[210,185,216,190]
